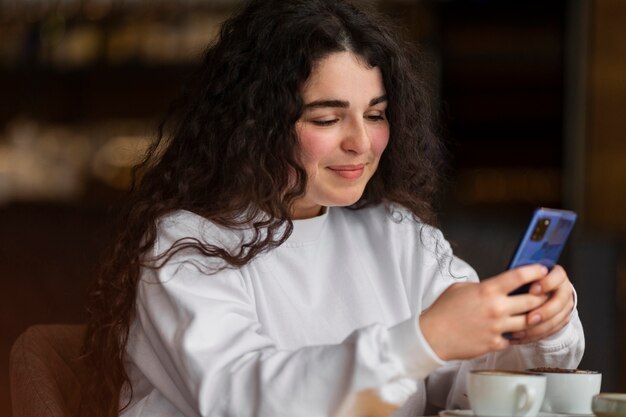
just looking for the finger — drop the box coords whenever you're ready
[504,293,549,316]
[487,264,549,294]
[502,314,534,334]
[526,281,574,325]
[488,334,512,352]
[509,286,573,341]
[512,300,572,343]
[528,265,568,295]
[514,289,574,341]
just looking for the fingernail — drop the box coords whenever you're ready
[512,331,526,339]
[530,283,542,294]
[529,314,541,325]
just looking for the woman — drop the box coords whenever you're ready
[83,0,584,416]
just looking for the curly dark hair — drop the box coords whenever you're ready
[81,0,444,415]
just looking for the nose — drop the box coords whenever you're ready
[341,118,370,154]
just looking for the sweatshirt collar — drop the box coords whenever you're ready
[285,207,329,245]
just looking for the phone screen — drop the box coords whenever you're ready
[507,208,577,296]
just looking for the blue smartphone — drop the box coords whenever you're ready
[507,207,577,296]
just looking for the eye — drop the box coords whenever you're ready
[311,119,339,126]
[365,113,386,122]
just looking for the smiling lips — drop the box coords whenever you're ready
[327,164,366,180]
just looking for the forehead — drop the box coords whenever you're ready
[301,51,385,101]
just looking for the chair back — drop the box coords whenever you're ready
[10,324,87,417]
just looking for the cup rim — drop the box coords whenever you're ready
[594,393,626,403]
[470,370,545,377]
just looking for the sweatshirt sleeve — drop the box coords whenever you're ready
[128,258,419,417]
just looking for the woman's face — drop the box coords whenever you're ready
[292,51,390,219]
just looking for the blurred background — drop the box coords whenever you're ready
[1,0,624,415]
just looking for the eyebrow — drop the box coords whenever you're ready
[303,95,387,109]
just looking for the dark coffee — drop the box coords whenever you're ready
[528,367,598,374]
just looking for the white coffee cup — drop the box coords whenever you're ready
[528,368,601,415]
[468,370,547,417]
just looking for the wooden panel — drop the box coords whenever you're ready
[586,0,626,233]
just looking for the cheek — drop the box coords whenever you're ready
[371,125,390,157]
[298,128,333,168]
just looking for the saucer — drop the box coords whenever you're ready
[439,410,566,417]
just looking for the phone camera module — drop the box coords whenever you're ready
[530,218,551,241]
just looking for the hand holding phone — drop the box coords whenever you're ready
[507,208,577,296]
[503,208,576,340]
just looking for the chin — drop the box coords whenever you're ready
[326,192,365,208]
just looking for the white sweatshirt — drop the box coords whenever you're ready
[121,204,584,417]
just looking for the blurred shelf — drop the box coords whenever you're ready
[436,0,567,206]
[0,63,193,123]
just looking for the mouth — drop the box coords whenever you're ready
[327,164,366,180]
